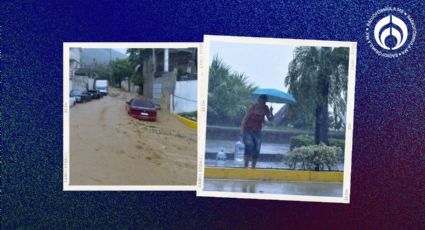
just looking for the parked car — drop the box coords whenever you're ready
[70,89,91,103]
[69,96,77,107]
[87,90,102,99]
[126,98,157,121]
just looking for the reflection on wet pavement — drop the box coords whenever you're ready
[204,179,343,197]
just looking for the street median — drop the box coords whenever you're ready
[204,167,343,182]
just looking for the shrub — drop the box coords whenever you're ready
[329,138,345,161]
[289,135,314,150]
[285,144,342,171]
[177,67,186,77]
[131,72,144,85]
[329,138,344,149]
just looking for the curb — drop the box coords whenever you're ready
[174,113,197,129]
[204,167,343,182]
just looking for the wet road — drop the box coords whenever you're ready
[205,159,344,171]
[203,179,343,197]
[206,139,290,155]
[205,139,343,171]
[69,89,197,185]
[205,159,290,169]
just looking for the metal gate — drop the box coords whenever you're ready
[153,79,161,106]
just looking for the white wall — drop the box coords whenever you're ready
[88,78,95,90]
[173,80,197,113]
[69,48,81,78]
[70,48,81,63]
[121,79,139,93]
[72,75,89,91]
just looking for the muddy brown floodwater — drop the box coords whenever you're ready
[69,88,197,185]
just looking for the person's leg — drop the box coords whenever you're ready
[244,155,250,168]
[252,156,257,169]
[243,131,254,168]
[251,132,263,169]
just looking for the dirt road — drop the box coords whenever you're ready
[69,89,197,185]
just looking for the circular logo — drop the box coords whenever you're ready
[366,7,416,58]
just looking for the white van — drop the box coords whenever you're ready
[95,80,108,95]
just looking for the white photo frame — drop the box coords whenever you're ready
[197,35,356,203]
[63,42,201,191]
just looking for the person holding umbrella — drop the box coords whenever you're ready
[240,94,274,168]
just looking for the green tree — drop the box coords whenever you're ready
[111,58,132,88]
[126,48,152,94]
[90,63,111,80]
[285,47,349,144]
[127,48,151,70]
[207,56,257,126]
[131,72,144,93]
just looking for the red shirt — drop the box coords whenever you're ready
[244,105,269,132]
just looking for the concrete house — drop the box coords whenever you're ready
[69,48,83,92]
[69,48,93,91]
[141,48,197,112]
[69,48,82,78]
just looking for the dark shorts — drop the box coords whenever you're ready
[243,131,263,158]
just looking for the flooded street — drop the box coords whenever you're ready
[69,89,197,185]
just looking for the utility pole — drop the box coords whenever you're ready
[164,48,169,72]
[128,49,131,92]
[152,48,156,73]
[110,48,113,86]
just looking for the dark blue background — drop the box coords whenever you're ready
[2,0,424,229]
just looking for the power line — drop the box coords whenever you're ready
[173,94,197,103]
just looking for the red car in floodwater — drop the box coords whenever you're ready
[126,98,157,121]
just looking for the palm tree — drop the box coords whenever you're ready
[285,47,349,144]
[207,56,257,126]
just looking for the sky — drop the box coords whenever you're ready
[209,41,297,110]
[210,41,296,91]
[114,48,128,54]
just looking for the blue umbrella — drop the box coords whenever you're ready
[252,88,296,104]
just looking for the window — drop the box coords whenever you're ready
[133,99,155,108]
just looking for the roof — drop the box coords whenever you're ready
[155,48,195,55]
